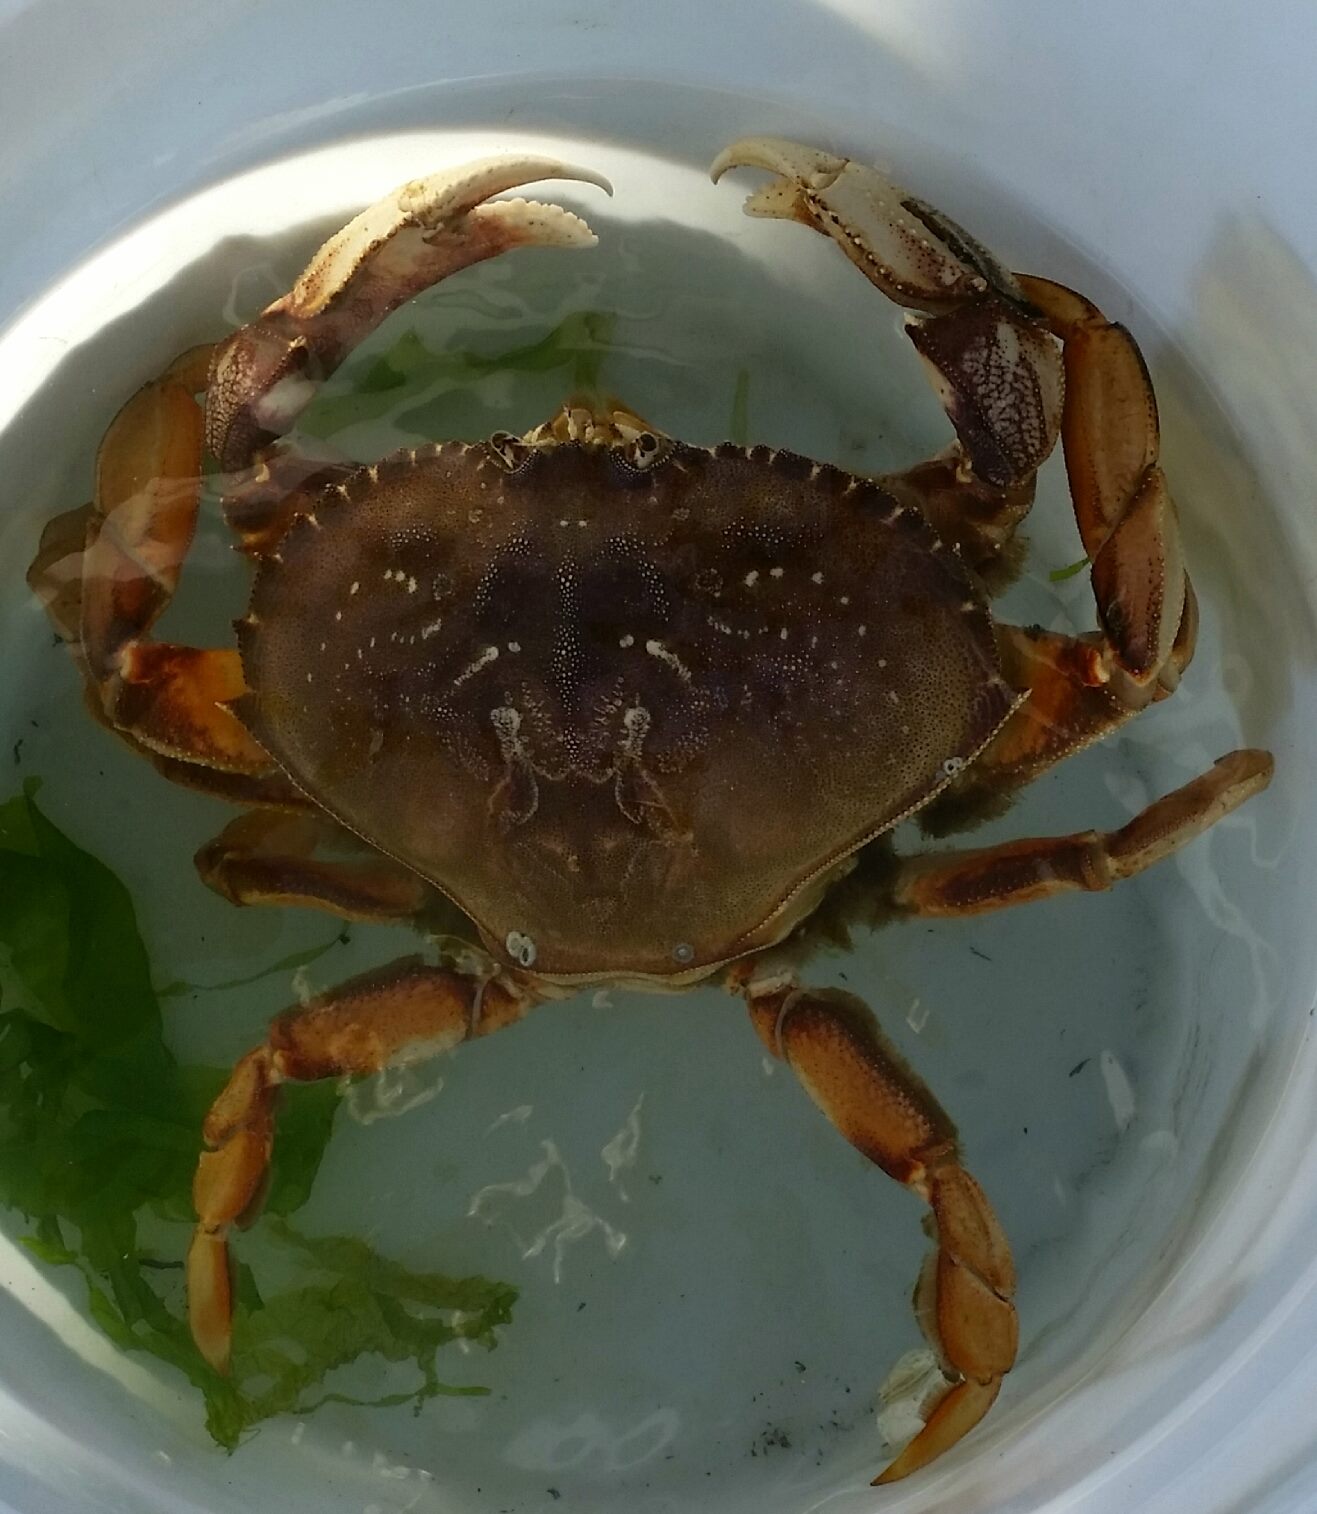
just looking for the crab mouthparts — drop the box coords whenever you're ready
[525,396,665,450]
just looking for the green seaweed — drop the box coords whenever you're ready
[299,309,617,439]
[0,783,515,1449]
[1048,554,1091,583]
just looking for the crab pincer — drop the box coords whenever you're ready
[712,135,1064,493]
[207,155,613,470]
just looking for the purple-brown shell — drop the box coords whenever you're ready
[234,439,1017,977]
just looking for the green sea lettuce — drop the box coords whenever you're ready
[0,783,515,1448]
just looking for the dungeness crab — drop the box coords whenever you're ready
[28,138,1273,1482]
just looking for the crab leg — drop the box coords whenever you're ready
[187,954,543,1373]
[930,608,1195,820]
[26,500,303,799]
[1016,273,1185,694]
[893,748,1272,915]
[195,808,439,923]
[27,343,277,775]
[880,451,1037,589]
[952,274,1191,782]
[713,139,1200,787]
[207,155,613,470]
[730,970,1016,1485]
[712,137,1065,497]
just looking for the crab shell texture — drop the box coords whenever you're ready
[238,434,1017,981]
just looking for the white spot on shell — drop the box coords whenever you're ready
[453,645,500,689]
[942,756,966,775]
[645,638,693,682]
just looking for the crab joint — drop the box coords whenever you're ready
[505,930,537,968]
[486,432,535,473]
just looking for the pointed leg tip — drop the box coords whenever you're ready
[871,1376,1002,1484]
[197,1332,233,1377]
[186,1227,235,1375]
[1227,747,1275,785]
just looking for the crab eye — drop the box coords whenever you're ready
[487,431,534,473]
[625,431,671,472]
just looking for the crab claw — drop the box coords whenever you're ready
[208,155,613,470]
[713,136,1062,492]
[711,135,1023,315]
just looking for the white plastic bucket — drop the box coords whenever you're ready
[0,4,1313,1512]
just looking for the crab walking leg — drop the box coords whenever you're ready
[732,972,1016,1484]
[27,505,302,798]
[187,954,543,1373]
[207,155,612,470]
[1015,273,1187,696]
[27,501,95,646]
[895,749,1273,917]
[27,342,278,775]
[80,342,216,692]
[23,358,211,658]
[194,808,435,923]
[926,607,1198,820]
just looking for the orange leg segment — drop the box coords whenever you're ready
[194,808,435,923]
[732,973,1016,1485]
[898,748,1273,917]
[187,955,541,1373]
[1017,273,1188,694]
[28,342,275,777]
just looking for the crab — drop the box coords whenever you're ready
[27,137,1273,1484]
